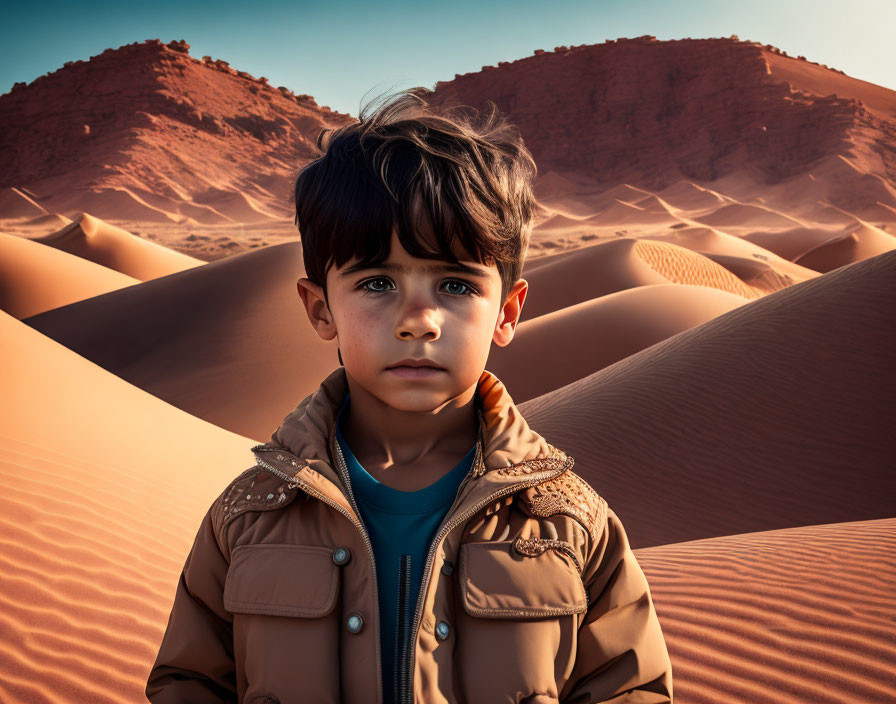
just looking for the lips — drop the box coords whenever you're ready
[387,365,445,378]
[387,359,444,369]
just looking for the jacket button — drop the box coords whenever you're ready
[346,612,364,634]
[435,620,450,640]
[441,560,453,576]
[332,546,351,565]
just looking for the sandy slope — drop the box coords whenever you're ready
[637,517,896,704]
[0,310,254,704]
[488,283,749,402]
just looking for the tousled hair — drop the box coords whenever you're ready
[293,87,538,308]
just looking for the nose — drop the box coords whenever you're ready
[395,291,441,341]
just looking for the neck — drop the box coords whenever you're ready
[340,371,479,469]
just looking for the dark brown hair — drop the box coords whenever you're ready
[293,87,539,308]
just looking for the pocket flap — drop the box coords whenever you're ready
[224,544,339,617]
[459,539,587,618]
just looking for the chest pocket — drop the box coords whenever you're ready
[223,544,339,617]
[458,539,587,618]
[223,544,342,702]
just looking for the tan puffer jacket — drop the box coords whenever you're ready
[146,367,673,703]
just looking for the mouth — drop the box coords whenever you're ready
[387,363,444,369]
[386,365,445,377]
[386,359,445,370]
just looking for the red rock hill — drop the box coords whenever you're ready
[0,39,356,223]
[416,36,896,206]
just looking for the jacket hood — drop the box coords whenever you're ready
[266,366,564,483]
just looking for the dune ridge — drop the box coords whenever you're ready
[0,230,140,318]
[30,212,205,280]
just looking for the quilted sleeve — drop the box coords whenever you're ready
[560,506,673,703]
[145,500,237,703]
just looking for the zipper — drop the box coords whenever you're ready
[396,554,412,701]
[399,446,573,704]
[250,439,384,704]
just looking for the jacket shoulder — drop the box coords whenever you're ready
[213,462,302,530]
[518,468,608,544]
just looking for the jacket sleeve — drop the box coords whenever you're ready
[145,500,237,703]
[561,506,674,704]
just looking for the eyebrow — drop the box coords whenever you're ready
[338,261,491,279]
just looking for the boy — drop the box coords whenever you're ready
[146,90,673,703]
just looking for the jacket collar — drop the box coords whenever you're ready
[251,366,573,515]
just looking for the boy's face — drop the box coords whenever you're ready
[297,228,527,413]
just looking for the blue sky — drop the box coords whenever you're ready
[2,0,893,116]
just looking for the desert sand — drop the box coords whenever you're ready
[1,35,894,704]
[0,230,139,318]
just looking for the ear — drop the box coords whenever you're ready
[297,277,338,341]
[493,279,528,347]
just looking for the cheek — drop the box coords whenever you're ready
[337,305,385,340]
[466,304,501,341]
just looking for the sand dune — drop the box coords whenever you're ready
[0,310,255,704]
[655,180,730,211]
[522,237,761,321]
[696,253,799,295]
[31,212,205,281]
[793,220,896,272]
[627,225,820,289]
[0,231,139,318]
[637,517,896,704]
[594,196,679,225]
[488,283,749,402]
[519,249,896,548]
[24,242,339,442]
[743,223,854,260]
[693,202,806,229]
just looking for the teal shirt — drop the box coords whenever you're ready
[334,391,475,704]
